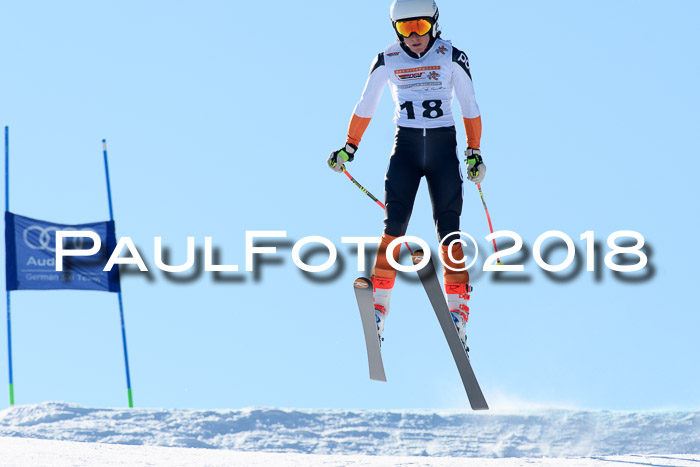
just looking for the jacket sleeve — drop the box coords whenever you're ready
[346,53,389,147]
[452,47,482,149]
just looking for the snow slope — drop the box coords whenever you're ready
[2,436,700,467]
[1,402,700,459]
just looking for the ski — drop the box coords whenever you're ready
[353,277,387,382]
[411,250,489,410]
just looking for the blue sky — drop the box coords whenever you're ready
[1,0,699,411]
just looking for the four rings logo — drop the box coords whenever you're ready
[23,225,96,252]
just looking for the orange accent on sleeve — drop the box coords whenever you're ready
[346,114,372,147]
[463,115,482,149]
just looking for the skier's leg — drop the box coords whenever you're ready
[440,241,472,348]
[424,126,465,278]
[373,126,423,285]
[425,126,471,349]
[371,127,424,337]
[371,233,400,340]
[441,241,469,285]
[383,127,423,239]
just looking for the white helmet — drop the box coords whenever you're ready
[390,0,440,37]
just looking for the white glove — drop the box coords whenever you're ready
[327,143,357,173]
[465,148,486,184]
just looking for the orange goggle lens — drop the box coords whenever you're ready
[395,19,433,38]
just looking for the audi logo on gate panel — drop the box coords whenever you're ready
[22,226,95,252]
[23,225,59,252]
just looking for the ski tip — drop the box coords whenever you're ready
[353,277,371,289]
[410,249,425,265]
[471,404,489,411]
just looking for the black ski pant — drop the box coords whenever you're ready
[383,125,463,242]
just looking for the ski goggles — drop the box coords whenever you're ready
[394,18,433,38]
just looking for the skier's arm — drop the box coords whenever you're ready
[346,53,389,147]
[452,47,481,150]
[328,53,388,173]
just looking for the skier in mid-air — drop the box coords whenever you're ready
[328,0,485,351]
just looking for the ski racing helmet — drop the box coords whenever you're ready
[390,0,440,40]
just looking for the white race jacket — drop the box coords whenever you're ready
[352,38,480,129]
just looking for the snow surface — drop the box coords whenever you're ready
[2,437,700,467]
[1,402,700,465]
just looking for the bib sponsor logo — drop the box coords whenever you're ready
[394,66,440,81]
[436,45,447,55]
[398,72,423,80]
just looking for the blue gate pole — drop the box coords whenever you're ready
[5,126,14,406]
[102,139,133,408]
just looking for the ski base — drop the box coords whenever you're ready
[411,250,489,410]
[353,277,387,382]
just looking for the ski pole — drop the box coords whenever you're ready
[343,169,385,209]
[342,168,413,256]
[476,183,503,265]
